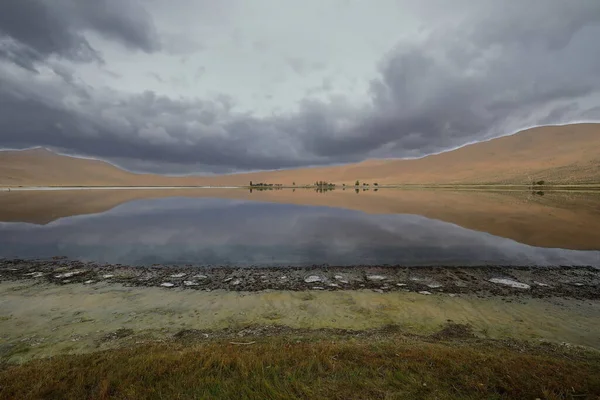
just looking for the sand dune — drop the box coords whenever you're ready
[1,189,599,250]
[1,123,599,186]
[0,148,210,187]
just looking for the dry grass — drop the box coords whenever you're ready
[1,331,599,400]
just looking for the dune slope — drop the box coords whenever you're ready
[1,123,599,186]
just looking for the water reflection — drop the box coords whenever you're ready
[0,197,598,267]
[1,189,600,250]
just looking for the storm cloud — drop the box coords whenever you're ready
[1,0,600,173]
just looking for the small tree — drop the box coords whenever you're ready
[373,183,378,186]
[292,182,295,186]
[355,180,360,186]
[250,181,253,187]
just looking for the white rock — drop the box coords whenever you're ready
[367,275,386,281]
[280,276,287,280]
[448,293,457,297]
[328,283,339,287]
[55,271,83,278]
[396,283,407,287]
[170,273,186,278]
[27,272,45,278]
[160,282,175,288]
[193,274,208,279]
[223,277,233,283]
[183,281,199,286]
[334,275,345,280]
[418,291,432,295]
[488,278,530,289]
[312,286,325,290]
[84,280,94,284]
[427,283,443,289]
[534,281,550,287]
[102,274,114,279]
[231,279,241,286]
[304,275,323,283]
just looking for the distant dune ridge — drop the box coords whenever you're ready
[1,123,599,187]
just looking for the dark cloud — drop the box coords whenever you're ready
[1,1,600,173]
[302,10,600,159]
[0,0,159,69]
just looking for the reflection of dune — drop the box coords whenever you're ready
[2,124,600,187]
[0,189,599,250]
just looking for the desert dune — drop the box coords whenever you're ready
[1,123,599,187]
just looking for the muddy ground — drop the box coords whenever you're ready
[1,259,598,299]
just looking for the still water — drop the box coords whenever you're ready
[0,189,599,266]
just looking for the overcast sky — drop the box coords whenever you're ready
[1,0,600,174]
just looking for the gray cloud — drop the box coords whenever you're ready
[299,3,600,159]
[0,0,159,69]
[1,1,600,173]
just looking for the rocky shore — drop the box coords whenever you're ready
[1,258,598,299]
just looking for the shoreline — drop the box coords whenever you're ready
[2,184,600,192]
[1,259,598,299]
[3,260,599,398]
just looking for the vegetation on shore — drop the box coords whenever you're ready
[1,325,599,399]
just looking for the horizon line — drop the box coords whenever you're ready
[1,120,598,177]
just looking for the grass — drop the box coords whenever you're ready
[1,327,600,399]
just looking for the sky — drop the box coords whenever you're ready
[1,0,600,174]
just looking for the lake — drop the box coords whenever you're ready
[1,189,599,266]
